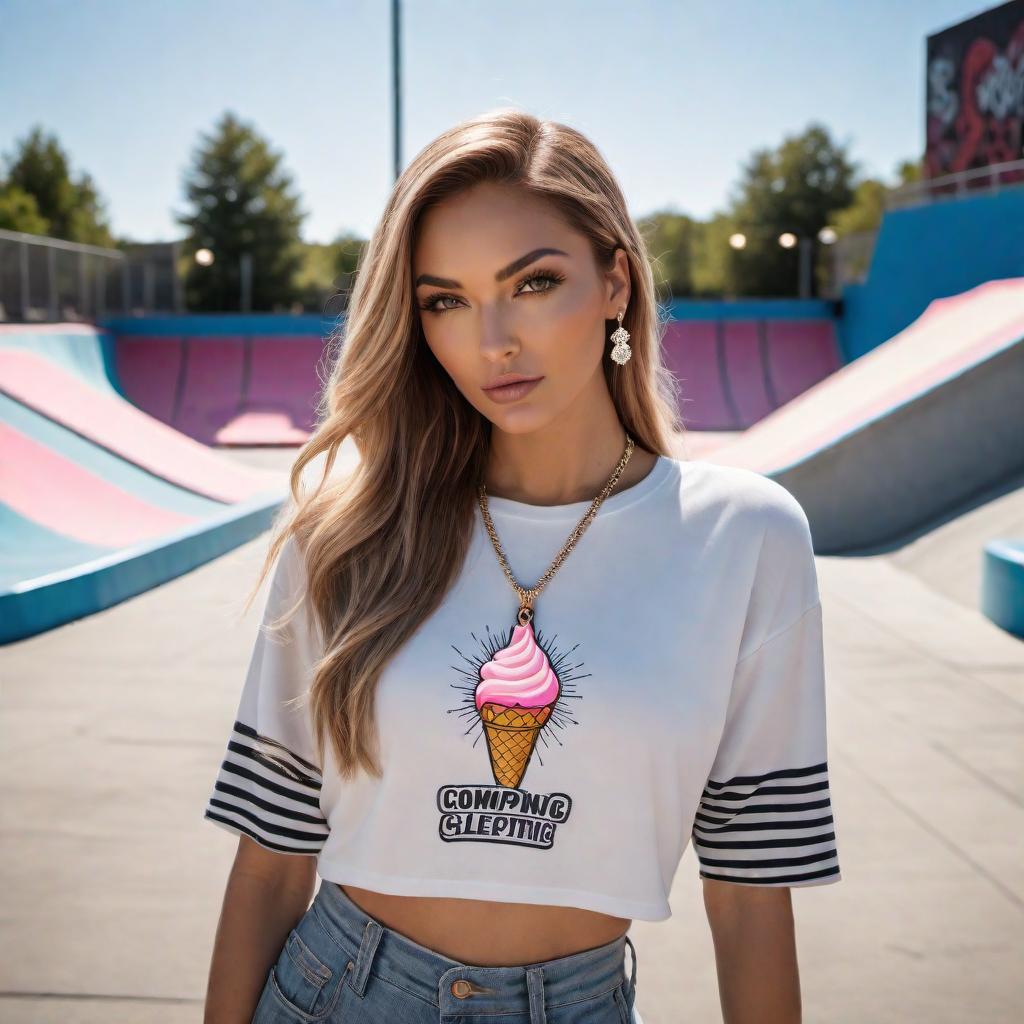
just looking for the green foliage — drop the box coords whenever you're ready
[294,232,366,311]
[659,124,920,298]
[636,211,698,299]
[0,113,923,308]
[0,183,48,234]
[725,122,858,297]
[832,178,888,235]
[833,158,922,236]
[331,231,365,286]
[295,242,340,306]
[690,214,741,298]
[894,159,922,185]
[0,125,115,243]
[174,111,307,312]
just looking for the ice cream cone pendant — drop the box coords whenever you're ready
[474,609,559,789]
[472,434,634,787]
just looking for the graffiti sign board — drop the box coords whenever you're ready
[925,0,1024,184]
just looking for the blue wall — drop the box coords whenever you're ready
[840,188,1024,361]
[666,298,836,321]
[98,313,340,335]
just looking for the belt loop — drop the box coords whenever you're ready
[348,917,383,997]
[624,934,637,1005]
[525,965,547,1024]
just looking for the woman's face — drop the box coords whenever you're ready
[413,181,630,435]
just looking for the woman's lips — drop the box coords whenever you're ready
[482,377,543,404]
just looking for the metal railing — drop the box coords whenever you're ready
[0,229,183,322]
[886,158,1024,210]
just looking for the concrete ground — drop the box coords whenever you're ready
[1,442,1022,1023]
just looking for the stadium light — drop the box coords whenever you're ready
[731,226,822,298]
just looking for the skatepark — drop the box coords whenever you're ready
[4,0,1024,1015]
[2,171,1023,1021]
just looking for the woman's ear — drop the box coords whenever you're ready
[605,246,631,316]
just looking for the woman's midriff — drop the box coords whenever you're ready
[337,883,630,967]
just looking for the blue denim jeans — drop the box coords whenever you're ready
[252,879,639,1023]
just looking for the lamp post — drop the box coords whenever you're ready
[195,247,214,310]
[392,0,402,182]
[729,227,837,298]
[240,252,252,312]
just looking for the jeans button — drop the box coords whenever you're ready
[451,979,472,999]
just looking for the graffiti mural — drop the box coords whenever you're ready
[925,0,1024,185]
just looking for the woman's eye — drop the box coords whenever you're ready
[422,294,460,313]
[419,270,563,315]
[518,273,555,294]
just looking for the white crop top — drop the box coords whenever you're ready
[203,454,842,921]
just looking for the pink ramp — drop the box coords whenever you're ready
[0,349,281,504]
[661,318,841,430]
[0,422,196,546]
[705,277,1024,551]
[113,334,326,446]
[115,334,184,425]
[722,321,774,425]
[764,320,842,404]
[662,321,734,429]
[175,335,246,445]
[217,335,324,445]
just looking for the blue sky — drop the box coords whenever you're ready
[1,0,990,244]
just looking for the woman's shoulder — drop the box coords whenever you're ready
[674,459,820,638]
[676,457,810,536]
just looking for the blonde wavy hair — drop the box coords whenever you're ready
[248,108,683,780]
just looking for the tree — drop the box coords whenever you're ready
[636,210,699,300]
[174,111,307,312]
[0,184,49,234]
[689,212,741,298]
[0,125,115,243]
[292,232,367,313]
[726,122,859,297]
[832,158,923,235]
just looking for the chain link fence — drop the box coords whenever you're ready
[0,229,183,322]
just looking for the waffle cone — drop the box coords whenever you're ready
[479,701,553,788]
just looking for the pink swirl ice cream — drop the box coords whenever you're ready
[475,620,560,711]
[475,620,560,788]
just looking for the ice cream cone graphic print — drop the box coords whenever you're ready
[474,618,560,789]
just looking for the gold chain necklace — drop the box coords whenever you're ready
[477,433,635,627]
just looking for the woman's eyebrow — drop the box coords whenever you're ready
[414,247,569,289]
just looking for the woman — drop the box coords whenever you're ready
[203,109,841,1024]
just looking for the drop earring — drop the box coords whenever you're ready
[609,308,632,365]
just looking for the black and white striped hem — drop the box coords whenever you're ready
[203,719,329,855]
[693,761,840,886]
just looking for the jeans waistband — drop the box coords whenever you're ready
[311,881,638,1018]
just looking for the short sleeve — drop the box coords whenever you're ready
[203,536,330,856]
[691,485,841,887]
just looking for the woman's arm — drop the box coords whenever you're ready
[203,836,318,1024]
[702,878,802,1024]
